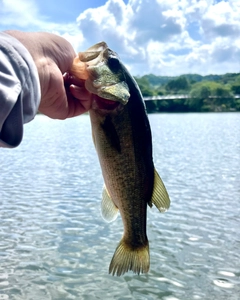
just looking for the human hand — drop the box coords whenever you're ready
[5,31,92,119]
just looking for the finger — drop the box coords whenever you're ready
[63,72,86,88]
[39,67,70,119]
[70,84,91,102]
[63,73,92,117]
[68,85,92,115]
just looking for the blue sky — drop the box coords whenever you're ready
[35,0,127,23]
[1,0,240,76]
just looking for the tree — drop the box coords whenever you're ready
[134,72,240,112]
[187,82,234,111]
[212,85,234,109]
[231,84,240,94]
[145,100,158,113]
[134,77,154,96]
[166,76,189,92]
[187,85,211,111]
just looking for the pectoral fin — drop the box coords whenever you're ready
[149,168,170,212]
[101,186,119,222]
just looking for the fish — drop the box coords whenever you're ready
[70,42,170,276]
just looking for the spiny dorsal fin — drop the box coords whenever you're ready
[150,168,170,212]
[101,186,119,222]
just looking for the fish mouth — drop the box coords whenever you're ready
[87,81,130,105]
[93,94,121,110]
[79,42,130,105]
[70,42,130,106]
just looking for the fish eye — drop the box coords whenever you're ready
[108,56,120,71]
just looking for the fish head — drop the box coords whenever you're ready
[71,42,130,107]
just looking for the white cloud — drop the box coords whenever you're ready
[76,0,130,48]
[1,0,240,76]
[0,0,41,28]
[75,0,189,74]
[0,0,81,35]
[200,1,240,39]
[128,0,185,44]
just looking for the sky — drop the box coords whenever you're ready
[1,0,240,76]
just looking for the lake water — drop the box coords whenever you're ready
[0,113,239,300]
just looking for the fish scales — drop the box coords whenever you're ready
[70,42,170,276]
[90,98,151,243]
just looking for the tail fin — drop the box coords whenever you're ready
[109,239,150,276]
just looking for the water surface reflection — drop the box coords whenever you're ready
[0,113,239,299]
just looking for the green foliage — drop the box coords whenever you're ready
[141,74,162,86]
[187,85,209,111]
[142,72,240,88]
[235,99,240,111]
[166,76,189,92]
[187,82,234,111]
[135,72,240,113]
[145,100,158,113]
[231,84,240,94]
[134,76,154,97]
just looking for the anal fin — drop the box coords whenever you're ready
[101,185,119,222]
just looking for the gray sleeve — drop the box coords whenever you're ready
[0,32,41,148]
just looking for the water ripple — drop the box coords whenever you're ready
[0,113,240,299]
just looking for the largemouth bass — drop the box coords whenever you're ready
[71,42,170,276]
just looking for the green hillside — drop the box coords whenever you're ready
[134,73,240,113]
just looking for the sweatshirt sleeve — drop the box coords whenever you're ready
[0,32,41,148]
